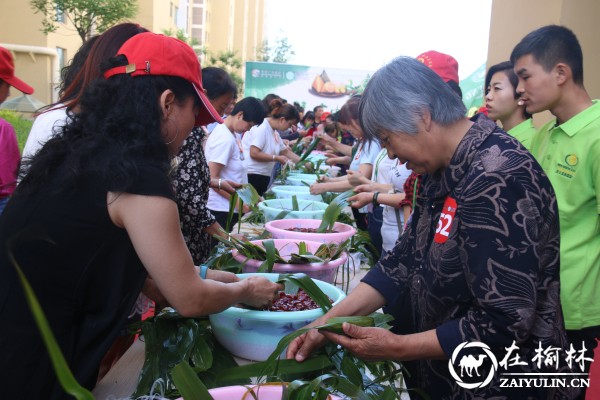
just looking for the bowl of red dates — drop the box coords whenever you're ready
[209,273,346,361]
[265,219,356,245]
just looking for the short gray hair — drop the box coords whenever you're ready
[360,56,466,140]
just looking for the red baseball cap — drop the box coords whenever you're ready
[416,50,459,84]
[0,47,34,95]
[320,111,331,122]
[103,32,222,126]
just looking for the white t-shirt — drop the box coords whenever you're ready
[381,162,412,252]
[349,139,382,213]
[206,123,248,212]
[349,139,381,172]
[241,118,286,176]
[22,105,70,159]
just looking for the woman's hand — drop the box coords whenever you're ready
[275,155,289,164]
[354,183,377,193]
[205,269,239,284]
[348,192,373,209]
[241,276,284,308]
[286,316,330,362]
[320,324,400,362]
[310,183,327,195]
[347,170,368,186]
[211,178,242,195]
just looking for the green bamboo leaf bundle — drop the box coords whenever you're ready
[170,362,212,400]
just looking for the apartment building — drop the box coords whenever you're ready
[0,0,265,106]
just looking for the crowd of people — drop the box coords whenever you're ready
[0,21,597,400]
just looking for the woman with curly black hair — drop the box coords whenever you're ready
[0,33,281,398]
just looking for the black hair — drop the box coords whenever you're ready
[231,97,267,125]
[313,105,323,113]
[446,80,463,99]
[262,93,281,110]
[510,25,584,86]
[18,54,198,196]
[485,61,532,119]
[57,35,100,99]
[301,111,315,124]
[338,95,361,125]
[270,101,300,122]
[293,101,304,113]
[202,67,237,100]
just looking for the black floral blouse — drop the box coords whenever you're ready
[172,127,216,265]
[362,115,577,399]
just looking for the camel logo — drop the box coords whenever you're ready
[448,341,498,389]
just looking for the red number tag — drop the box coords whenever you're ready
[434,196,457,244]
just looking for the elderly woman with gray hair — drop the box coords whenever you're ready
[287,57,577,399]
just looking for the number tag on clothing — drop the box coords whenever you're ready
[434,196,457,244]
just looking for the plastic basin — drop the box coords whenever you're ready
[232,239,348,283]
[258,199,328,222]
[203,384,342,399]
[209,273,346,361]
[271,185,322,202]
[264,219,356,245]
[287,173,319,186]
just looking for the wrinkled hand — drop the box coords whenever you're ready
[348,192,372,209]
[241,276,284,308]
[320,324,398,362]
[206,269,239,284]
[316,132,333,144]
[286,317,330,361]
[317,175,330,183]
[347,170,368,186]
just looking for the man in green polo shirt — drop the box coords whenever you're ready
[511,25,600,369]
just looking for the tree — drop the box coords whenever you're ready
[256,37,295,63]
[30,0,137,43]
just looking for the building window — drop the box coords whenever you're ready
[55,2,65,23]
[173,5,178,24]
[56,47,66,71]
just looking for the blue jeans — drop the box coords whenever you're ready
[0,197,9,216]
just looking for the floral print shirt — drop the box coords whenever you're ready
[362,115,577,399]
[172,127,216,265]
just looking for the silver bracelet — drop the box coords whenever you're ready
[218,178,222,190]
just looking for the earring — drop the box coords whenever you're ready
[164,117,180,145]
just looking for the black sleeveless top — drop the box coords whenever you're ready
[0,162,174,398]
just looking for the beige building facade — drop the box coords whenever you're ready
[0,0,184,105]
[487,0,600,126]
[188,0,265,74]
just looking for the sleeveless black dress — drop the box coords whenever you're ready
[0,162,174,398]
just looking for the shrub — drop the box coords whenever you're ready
[0,110,33,154]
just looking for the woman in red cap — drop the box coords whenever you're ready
[0,33,281,398]
[0,46,34,215]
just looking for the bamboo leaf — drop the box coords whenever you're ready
[258,239,277,273]
[8,258,95,400]
[297,137,321,163]
[277,273,332,313]
[292,195,299,211]
[170,362,212,400]
[317,189,355,233]
[215,355,333,386]
[237,183,261,206]
[226,192,238,232]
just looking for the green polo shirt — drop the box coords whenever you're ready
[508,118,536,151]
[530,100,600,330]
